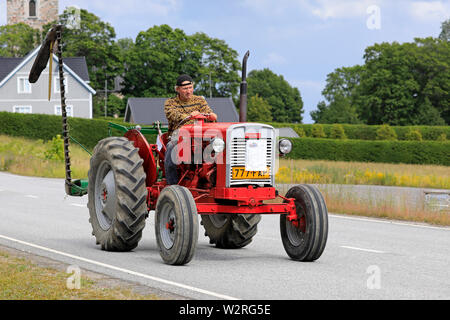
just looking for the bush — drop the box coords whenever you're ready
[376,125,397,141]
[311,124,326,138]
[437,133,447,141]
[329,124,347,139]
[0,112,157,151]
[296,128,306,138]
[286,138,450,166]
[405,129,423,141]
[266,122,450,141]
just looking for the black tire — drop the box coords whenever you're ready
[201,214,261,249]
[280,184,328,262]
[155,185,199,265]
[87,137,147,252]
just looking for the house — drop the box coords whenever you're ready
[0,46,96,118]
[124,97,239,125]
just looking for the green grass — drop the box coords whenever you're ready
[0,250,160,300]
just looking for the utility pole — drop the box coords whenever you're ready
[209,72,212,98]
[104,77,107,118]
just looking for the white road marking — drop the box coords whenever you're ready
[25,195,39,199]
[0,234,239,300]
[340,246,385,254]
[70,204,86,208]
[329,214,449,231]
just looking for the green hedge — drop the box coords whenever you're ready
[1,113,448,165]
[286,137,450,166]
[268,123,450,141]
[0,112,157,150]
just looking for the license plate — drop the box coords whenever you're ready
[232,167,270,179]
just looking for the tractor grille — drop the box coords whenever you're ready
[229,137,273,186]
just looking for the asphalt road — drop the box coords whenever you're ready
[0,172,449,300]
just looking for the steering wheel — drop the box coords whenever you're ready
[176,113,213,128]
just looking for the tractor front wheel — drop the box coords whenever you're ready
[201,214,261,249]
[87,137,147,252]
[280,184,328,262]
[155,185,199,265]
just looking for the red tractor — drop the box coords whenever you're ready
[30,26,328,266]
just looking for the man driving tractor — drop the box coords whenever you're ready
[164,74,218,184]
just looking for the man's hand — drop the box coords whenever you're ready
[190,111,201,117]
[208,113,218,122]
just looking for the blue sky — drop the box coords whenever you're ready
[1,0,448,123]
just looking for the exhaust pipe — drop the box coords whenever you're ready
[239,51,250,123]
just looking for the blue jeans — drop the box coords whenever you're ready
[164,140,178,185]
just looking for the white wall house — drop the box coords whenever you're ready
[0,46,96,118]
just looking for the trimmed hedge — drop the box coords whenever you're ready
[0,112,157,150]
[268,123,450,141]
[286,137,450,166]
[1,112,448,165]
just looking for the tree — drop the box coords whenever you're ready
[247,95,272,122]
[0,23,40,57]
[42,8,123,91]
[439,19,450,41]
[122,25,241,99]
[311,65,364,124]
[247,69,303,123]
[122,25,202,97]
[357,40,447,125]
[190,32,241,99]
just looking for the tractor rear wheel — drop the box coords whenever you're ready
[87,137,147,252]
[201,214,261,249]
[280,184,328,262]
[155,185,199,265]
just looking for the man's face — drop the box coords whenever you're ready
[177,82,194,101]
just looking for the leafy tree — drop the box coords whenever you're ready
[42,8,123,91]
[439,19,450,41]
[191,32,241,99]
[247,69,303,123]
[247,95,272,122]
[357,40,447,125]
[311,66,363,124]
[122,25,240,99]
[122,25,202,97]
[0,23,40,57]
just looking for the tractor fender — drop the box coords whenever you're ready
[124,129,157,187]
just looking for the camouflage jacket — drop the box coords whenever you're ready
[164,95,213,137]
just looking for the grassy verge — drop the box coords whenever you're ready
[1,134,448,226]
[0,135,90,179]
[0,249,159,300]
[277,158,450,189]
[322,192,450,226]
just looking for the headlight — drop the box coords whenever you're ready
[211,138,225,153]
[279,139,292,154]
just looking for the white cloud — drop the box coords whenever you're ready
[305,0,384,20]
[409,1,450,22]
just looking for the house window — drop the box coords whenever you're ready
[29,0,37,17]
[55,76,68,93]
[18,77,32,94]
[55,105,73,117]
[13,106,32,114]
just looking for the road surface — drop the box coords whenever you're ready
[0,172,449,300]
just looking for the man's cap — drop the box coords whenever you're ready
[176,74,193,87]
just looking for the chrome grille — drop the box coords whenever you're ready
[229,137,273,186]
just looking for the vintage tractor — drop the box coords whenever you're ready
[29,25,328,265]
